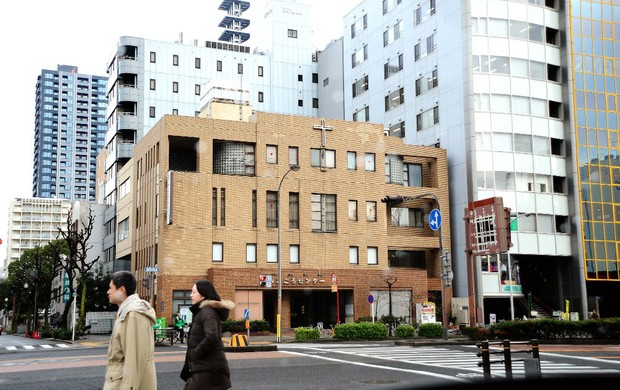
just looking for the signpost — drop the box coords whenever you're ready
[332,274,340,324]
[368,294,374,322]
[429,208,442,231]
[244,308,250,340]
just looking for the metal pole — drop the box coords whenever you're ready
[277,165,299,343]
[72,288,77,341]
[508,213,530,321]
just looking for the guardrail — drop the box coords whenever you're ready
[476,339,541,381]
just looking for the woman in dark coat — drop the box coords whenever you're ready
[181,280,235,390]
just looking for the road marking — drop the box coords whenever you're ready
[23,346,35,350]
[40,345,53,349]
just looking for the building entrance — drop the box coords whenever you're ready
[289,289,345,328]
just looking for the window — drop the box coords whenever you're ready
[365,153,375,171]
[311,193,337,232]
[288,146,298,166]
[289,192,299,229]
[258,92,264,102]
[415,69,438,95]
[367,247,378,265]
[212,243,223,262]
[298,99,303,107]
[220,188,226,226]
[310,148,336,168]
[173,82,178,93]
[385,88,405,111]
[347,151,357,170]
[349,246,359,264]
[388,250,426,268]
[323,78,329,87]
[290,245,300,264]
[351,14,368,38]
[266,145,278,164]
[267,244,277,263]
[288,29,298,38]
[383,0,402,14]
[352,45,368,68]
[118,218,129,241]
[150,51,156,63]
[173,55,179,66]
[353,106,370,122]
[348,200,358,221]
[149,106,155,118]
[391,207,424,227]
[212,188,218,226]
[213,141,255,176]
[383,20,403,46]
[415,0,436,25]
[384,55,404,79]
[150,79,156,90]
[217,60,222,71]
[312,98,319,109]
[238,63,243,74]
[388,122,405,138]
[366,201,377,222]
[266,191,277,228]
[298,74,303,82]
[246,244,257,263]
[172,109,178,115]
[195,84,201,96]
[195,57,201,69]
[403,163,422,187]
[352,76,369,98]
[312,73,318,83]
[414,33,437,61]
[258,66,264,77]
[416,106,440,131]
[252,190,257,228]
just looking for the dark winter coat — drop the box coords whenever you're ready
[182,298,235,390]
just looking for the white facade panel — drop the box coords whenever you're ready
[516,192,536,211]
[537,234,557,255]
[550,156,566,176]
[475,113,493,132]
[533,155,551,174]
[529,80,548,99]
[473,74,490,93]
[548,119,564,139]
[493,151,515,171]
[527,42,546,61]
[546,82,563,102]
[510,40,529,60]
[552,195,569,215]
[512,115,532,135]
[555,235,572,256]
[535,193,554,214]
[491,113,513,129]
[531,117,550,137]
[514,153,534,171]
[519,233,539,254]
[488,38,510,56]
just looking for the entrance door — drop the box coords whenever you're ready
[290,290,341,328]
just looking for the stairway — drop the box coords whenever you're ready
[516,297,552,319]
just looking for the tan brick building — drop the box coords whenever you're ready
[127,109,451,330]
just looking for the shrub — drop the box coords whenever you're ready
[222,319,270,333]
[52,328,73,340]
[396,324,415,338]
[295,327,320,341]
[417,322,444,338]
[334,321,388,340]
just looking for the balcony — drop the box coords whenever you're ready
[117,112,138,130]
[117,143,134,160]
[118,84,139,103]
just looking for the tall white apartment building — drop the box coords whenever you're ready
[316,0,620,320]
[101,0,320,271]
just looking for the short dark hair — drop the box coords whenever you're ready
[110,270,136,296]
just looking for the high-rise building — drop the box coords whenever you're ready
[316,0,620,319]
[101,0,319,271]
[33,65,108,201]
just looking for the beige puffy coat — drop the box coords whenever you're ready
[103,294,157,390]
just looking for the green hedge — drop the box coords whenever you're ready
[417,322,444,338]
[222,319,270,333]
[461,318,620,340]
[333,322,388,340]
[294,327,320,340]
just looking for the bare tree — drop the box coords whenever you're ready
[56,207,100,332]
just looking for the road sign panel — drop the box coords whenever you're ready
[244,308,249,320]
[429,209,441,231]
[145,266,159,272]
[368,294,374,304]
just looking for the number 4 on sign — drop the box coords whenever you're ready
[429,209,442,231]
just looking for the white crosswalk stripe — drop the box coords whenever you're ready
[1,343,73,351]
[293,344,620,379]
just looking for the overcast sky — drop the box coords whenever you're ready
[0,0,361,265]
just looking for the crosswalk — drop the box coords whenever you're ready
[281,344,620,379]
[2,343,71,352]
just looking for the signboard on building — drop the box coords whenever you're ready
[416,302,436,324]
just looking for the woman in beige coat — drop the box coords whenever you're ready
[103,270,157,390]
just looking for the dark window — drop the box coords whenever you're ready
[150,52,156,63]
[149,106,155,118]
[238,63,243,74]
[217,60,222,71]
[312,98,319,109]
[258,66,264,77]
[298,74,303,82]
[173,55,179,66]
[258,92,264,102]
[298,99,303,107]
[388,250,426,269]
[312,73,318,83]
[288,29,298,38]
[195,57,201,69]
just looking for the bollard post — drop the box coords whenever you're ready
[478,340,491,381]
[502,339,512,380]
[525,339,542,379]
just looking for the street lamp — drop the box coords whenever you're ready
[507,212,531,320]
[23,282,30,333]
[276,164,300,343]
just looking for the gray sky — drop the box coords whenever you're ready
[0,0,360,265]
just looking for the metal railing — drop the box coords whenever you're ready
[476,339,541,381]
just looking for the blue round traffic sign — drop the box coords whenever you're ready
[368,294,374,304]
[429,209,442,231]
